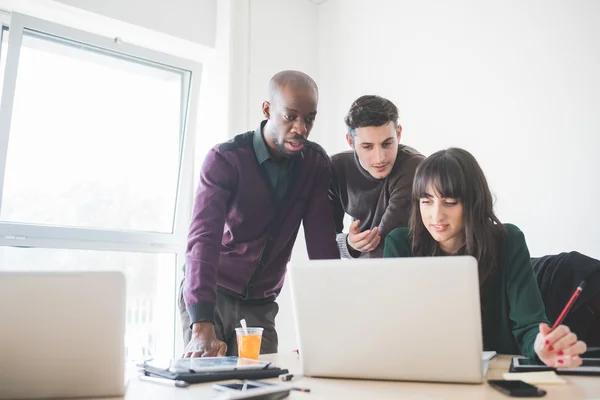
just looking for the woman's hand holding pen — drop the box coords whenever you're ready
[535,323,587,368]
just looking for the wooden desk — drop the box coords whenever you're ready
[121,354,599,399]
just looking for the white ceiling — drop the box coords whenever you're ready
[305,0,329,5]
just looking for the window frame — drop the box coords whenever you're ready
[0,12,201,254]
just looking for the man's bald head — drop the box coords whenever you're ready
[267,70,319,103]
[261,70,319,159]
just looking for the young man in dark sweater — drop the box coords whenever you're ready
[180,70,340,358]
[329,95,424,258]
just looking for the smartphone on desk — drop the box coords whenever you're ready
[212,380,290,399]
[488,380,546,397]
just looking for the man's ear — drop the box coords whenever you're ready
[262,101,271,119]
[396,124,403,142]
[346,133,355,149]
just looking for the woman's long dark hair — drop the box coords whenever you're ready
[409,148,507,289]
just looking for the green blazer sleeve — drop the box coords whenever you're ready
[504,224,550,358]
[383,227,412,258]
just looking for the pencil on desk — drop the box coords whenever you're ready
[292,387,311,393]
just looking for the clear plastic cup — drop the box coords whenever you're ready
[235,327,263,360]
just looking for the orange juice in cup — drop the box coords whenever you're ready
[235,327,263,360]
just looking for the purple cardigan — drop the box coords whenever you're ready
[184,123,340,324]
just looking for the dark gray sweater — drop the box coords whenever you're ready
[329,144,424,258]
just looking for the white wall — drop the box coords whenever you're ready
[54,0,217,47]
[247,0,319,129]
[318,0,600,260]
[229,0,319,132]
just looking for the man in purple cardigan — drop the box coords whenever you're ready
[179,70,340,357]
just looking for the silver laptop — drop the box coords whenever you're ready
[288,256,486,384]
[0,271,126,399]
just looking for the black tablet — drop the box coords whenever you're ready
[143,357,289,384]
[511,357,600,376]
[147,357,272,373]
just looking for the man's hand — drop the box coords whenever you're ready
[347,220,381,253]
[183,322,227,358]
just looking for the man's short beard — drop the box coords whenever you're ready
[271,134,287,156]
[270,132,303,158]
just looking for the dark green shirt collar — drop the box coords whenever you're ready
[253,121,271,164]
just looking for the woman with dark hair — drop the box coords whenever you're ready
[384,148,587,368]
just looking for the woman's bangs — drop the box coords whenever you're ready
[413,155,465,200]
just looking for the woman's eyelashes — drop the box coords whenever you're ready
[419,198,459,206]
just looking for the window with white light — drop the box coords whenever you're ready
[0,13,203,361]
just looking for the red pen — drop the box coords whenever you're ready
[292,387,311,393]
[550,281,586,331]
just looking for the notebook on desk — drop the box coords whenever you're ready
[143,357,289,384]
